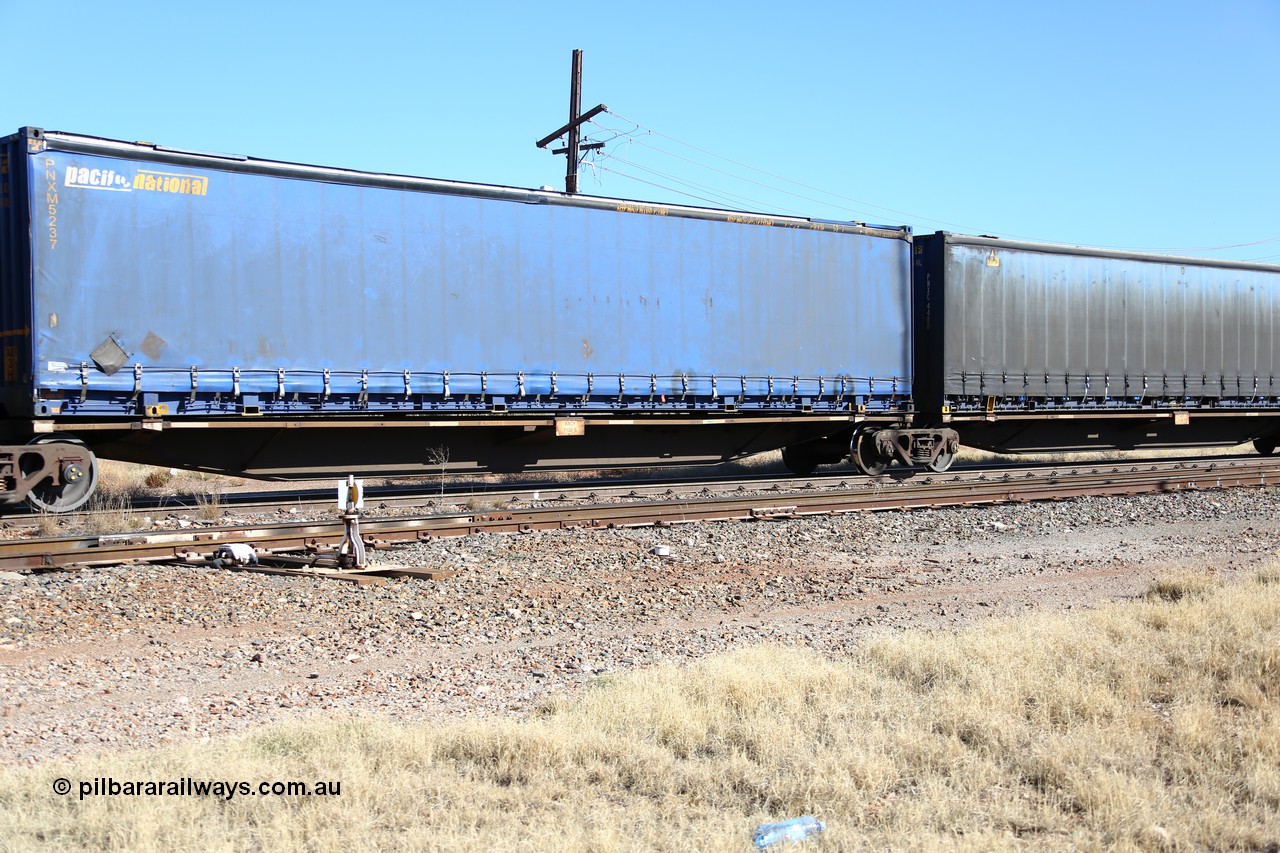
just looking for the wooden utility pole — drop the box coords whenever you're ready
[536,49,607,194]
[566,49,583,193]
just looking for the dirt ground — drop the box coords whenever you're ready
[1,485,1276,766]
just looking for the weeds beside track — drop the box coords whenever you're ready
[2,568,1276,851]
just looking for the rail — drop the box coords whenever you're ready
[1,456,1273,575]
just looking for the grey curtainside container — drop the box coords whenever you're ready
[912,232,1280,452]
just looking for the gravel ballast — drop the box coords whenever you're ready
[2,487,1277,766]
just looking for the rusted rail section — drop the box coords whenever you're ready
[0,457,1274,572]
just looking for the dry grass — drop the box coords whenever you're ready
[78,444,1259,505]
[93,462,153,505]
[2,569,1277,852]
[19,462,243,538]
[53,464,151,535]
[142,468,172,489]
[78,495,147,535]
[87,462,238,528]
[94,461,244,499]
[463,496,499,512]
[32,510,64,539]
[1146,570,1221,603]
[192,488,224,522]
[957,442,1253,466]
[370,450,792,497]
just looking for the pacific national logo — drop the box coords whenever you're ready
[63,167,130,191]
[133,169,209,196]
[64,166,209,197]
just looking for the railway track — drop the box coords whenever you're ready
[6,451,1269,520]
[2,455,1275,574]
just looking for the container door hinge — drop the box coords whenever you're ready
[129,363,143,401]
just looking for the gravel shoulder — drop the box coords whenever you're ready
[2,487,1276,766]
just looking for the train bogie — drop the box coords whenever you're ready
[0,127,914,508]
[5,126,1279,511]
[780,425,959,476]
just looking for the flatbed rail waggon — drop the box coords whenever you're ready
[0,127,916,510]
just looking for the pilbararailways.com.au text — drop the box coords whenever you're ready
[53,777,342,801]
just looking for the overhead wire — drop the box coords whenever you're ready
[588,163,739,209]
[595,110,1005,232]
[589,150,813,216]
[592,108,1279,257]
[589,117,901,223]
[574,129,752,210]
[581,119,824,214]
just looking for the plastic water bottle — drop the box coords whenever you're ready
[752,816,825,848]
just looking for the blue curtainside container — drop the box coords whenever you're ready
[0,126,915,506]
[1,127,913,421]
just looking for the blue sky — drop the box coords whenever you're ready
[5,0,1277,261]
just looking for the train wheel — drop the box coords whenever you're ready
[924,447,956,473]
[1255,436,1278,456]
[852,430,887,476]
[781,445,817,476]
[23,437,99,513]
